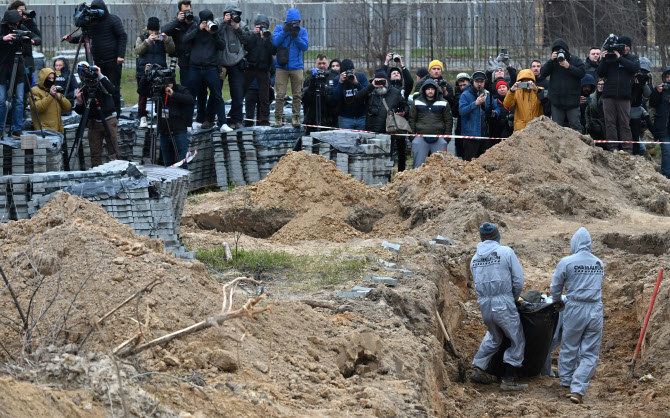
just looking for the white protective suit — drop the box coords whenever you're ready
[471,240,525,370]
[550,227,604,396]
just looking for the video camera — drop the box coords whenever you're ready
[12,29,32,38]
[20,9,36,19]
[73,3,105,28]
[146,64,175,93]
[311,69,328,79]
[183,10,194,23]
[603,34,626,63]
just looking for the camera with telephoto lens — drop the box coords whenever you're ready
[390,52,401,63]
[259,23,271,38]
[603,34,626,63]
[73,3,105,28]
[231,11,241,23]
[635,72,649,84]
[21,9,36,18]
[206,20,218,32]
[556,49,566,63]
[183,10,194,23]
[345,69,355,82]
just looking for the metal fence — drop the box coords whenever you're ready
[33,11,669,74]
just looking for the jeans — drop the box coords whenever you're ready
[338,115,366,130]
[160,131,189,169]
[0,80,25,133]
[661,135,670,179]
[187,67,225,128]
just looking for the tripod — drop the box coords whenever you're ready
[1,49,45,140]
[63,84,117,170]
[150,86,179,166]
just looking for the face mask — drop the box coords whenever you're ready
[44,79,54,88]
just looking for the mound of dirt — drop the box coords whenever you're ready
[0,192,222,360]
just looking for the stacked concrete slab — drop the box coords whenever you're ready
[1,134,64,175]
[1,161,193,259]
[301,131,394,185]
[212,126,303,188]
[64,119,139,171]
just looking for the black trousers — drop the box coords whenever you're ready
[393,136,407,172]
[463,138,491,162]
[97,61,123,116]
[243,69,271,125]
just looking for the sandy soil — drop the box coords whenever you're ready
[2,118,670,417]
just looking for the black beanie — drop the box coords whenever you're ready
[416,67,429,78]
[374,68,388,80]
[389,67,402,78]
[147,17,160,31]
[341,59,354,72]
[619,36,632,47]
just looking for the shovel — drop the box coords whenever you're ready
[436,309,467,382]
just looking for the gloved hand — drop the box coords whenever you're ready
[502,53,511,66]
[290,25,300,37]
[283,24,290,32]
[486,56,498,73]
[496,53,505,63]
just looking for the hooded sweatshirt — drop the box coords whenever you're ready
[69,0,127,65]
[539,39,586,110]
[245,14,276,70]
[272,8,309,71]
[409,79,453,137]
[182,10,225,68]
[503,69,545,131]
[550,228,604,303]
[470,239,524,303]
[29,68,72,133]
[214,2,251,67]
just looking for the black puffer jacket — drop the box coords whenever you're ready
[540,39,586,109]
[182,10,225,68]
[69,0,127,65]
[597,52,640,100]
[0,11,40,84]
[584,58,599,80]
[54,57,77,101]
[156,84,195,135]
[161,15,200,68]
[355,83,408,133]
[245,14,276,71]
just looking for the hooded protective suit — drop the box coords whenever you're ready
[471,239,525,370]
[550,227,604,396]
[29,68,72,133]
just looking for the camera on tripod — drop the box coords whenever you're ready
[146,64,175,93]
[73,3,105,28]
[603,34,626,63]
[78,64,100,90]
[10,29,32,44]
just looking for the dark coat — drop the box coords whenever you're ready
[540,39,586,110]
[245,18,276,71]
[355,83,408,133]
[21,18,41,71]
[489,92,513,139]
[73,74,118,120]
[380,64,414,100]
[182,10,225,68]
[584,58,599,80]
[54,57,77,101]
[135,32,171,78]
[597,52,640,100]
[332,72,369,119]
[161,15,200,68]
[0,13,41,84]
[650,67,670,138]
[414,75,455,108]
[157,84,195,135]
[302,70,338,127]
[69,0,127,65]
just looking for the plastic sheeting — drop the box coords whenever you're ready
[310,131,369,154]
[0,129,64,153]
[241,126,305,148]
[485,299,565,378]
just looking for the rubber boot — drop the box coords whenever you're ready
[500,363,528,392]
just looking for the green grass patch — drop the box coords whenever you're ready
[120,68,232,108]
[196,246,369,290]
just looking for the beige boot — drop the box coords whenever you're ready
[292,115,301,128]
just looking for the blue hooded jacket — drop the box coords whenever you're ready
[273,8,309,71]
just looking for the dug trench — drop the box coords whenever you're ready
[3,117,670,416]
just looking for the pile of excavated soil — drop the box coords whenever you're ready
[186,118,670,245]
[0,192,223,360]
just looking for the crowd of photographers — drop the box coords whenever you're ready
[2,1,670,177]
